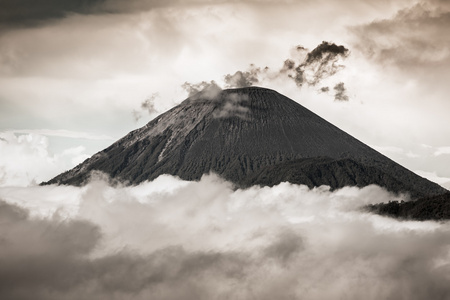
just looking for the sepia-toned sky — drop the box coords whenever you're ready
[2,2,450,299]
[0,0,449,187]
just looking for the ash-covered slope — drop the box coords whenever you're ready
[45,87,446,198]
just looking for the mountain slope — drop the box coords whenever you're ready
[367,192,450,220]
[44,87,446,198]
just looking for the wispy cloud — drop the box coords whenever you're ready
[187,41,350,102]
[434,146,450,156]
[294,41,350,87]
[333,82,349,101]
[224,66,262,88]
[132,93,159,122]
[414,170,450,186]
[5,129,113,140]
[181,80,222,98]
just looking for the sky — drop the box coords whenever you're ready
[1,1,450,298]
[0,0,449,187]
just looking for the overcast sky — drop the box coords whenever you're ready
[2,2,450,298]
[0,0,449,187]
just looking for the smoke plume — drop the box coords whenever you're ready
[224,65,267,88]
[181,80,222,98]
[221,41,349,101]
[290,41,350,87]
[212,93,250,119]
[334,82,349,101]
[132,93,159,121]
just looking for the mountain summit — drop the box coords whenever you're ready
[45,87,446,198]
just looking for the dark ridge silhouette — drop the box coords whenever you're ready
[43,87,446,199]
[366,192,450,221]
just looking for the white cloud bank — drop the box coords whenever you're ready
[0,174,449,300]
[0,132,90,186]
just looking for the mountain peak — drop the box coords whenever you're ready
[182,87,284,118]
[44,87,446,198]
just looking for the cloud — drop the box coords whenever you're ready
[224,65,266,88]
[5,129,113,140]
[212,93,250,119]
[211,41,349,102]
[0,195,248,300]
[320,86,330,93]
[180,81,249,119]
[333,82,349,101]
[0,0,307,30]
[132,93,159,121]
[181,80,222,98]
[288,41,349,87]
[304,41,349,65]
[0,199,102,299]
[223,42,349,91]
[0,0,104,29]
[141,94,158,114]
[434,146,450,156]
[280,59,297,73]
[0,132,89,187]
[0,0,190,29]
[0,174,450,299]
[352,3,450,68]
[367,144,450,184]
[414,170,450,187]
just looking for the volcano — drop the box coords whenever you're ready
[45,87,446,198]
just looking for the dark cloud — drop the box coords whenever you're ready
[0,0,106,29]
[280,59,296,73]
[352,4,450,68]
[0,0,191,29]
[0,0,298,29]
[223,42,349,93]
[0,197,297,300]
[304,42,349,65]
[0,199,250,299]
[295,45,307,52]
[320,86,330,93]
[0,200,100,298]
[280,45,307,76]
[184,41,349,106]
[334,82,349,101]
[290,41,350,87]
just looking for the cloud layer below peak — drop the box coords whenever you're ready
[1,174,450,299]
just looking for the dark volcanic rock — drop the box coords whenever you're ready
[44,87,446,198]
[367,192,450,220]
